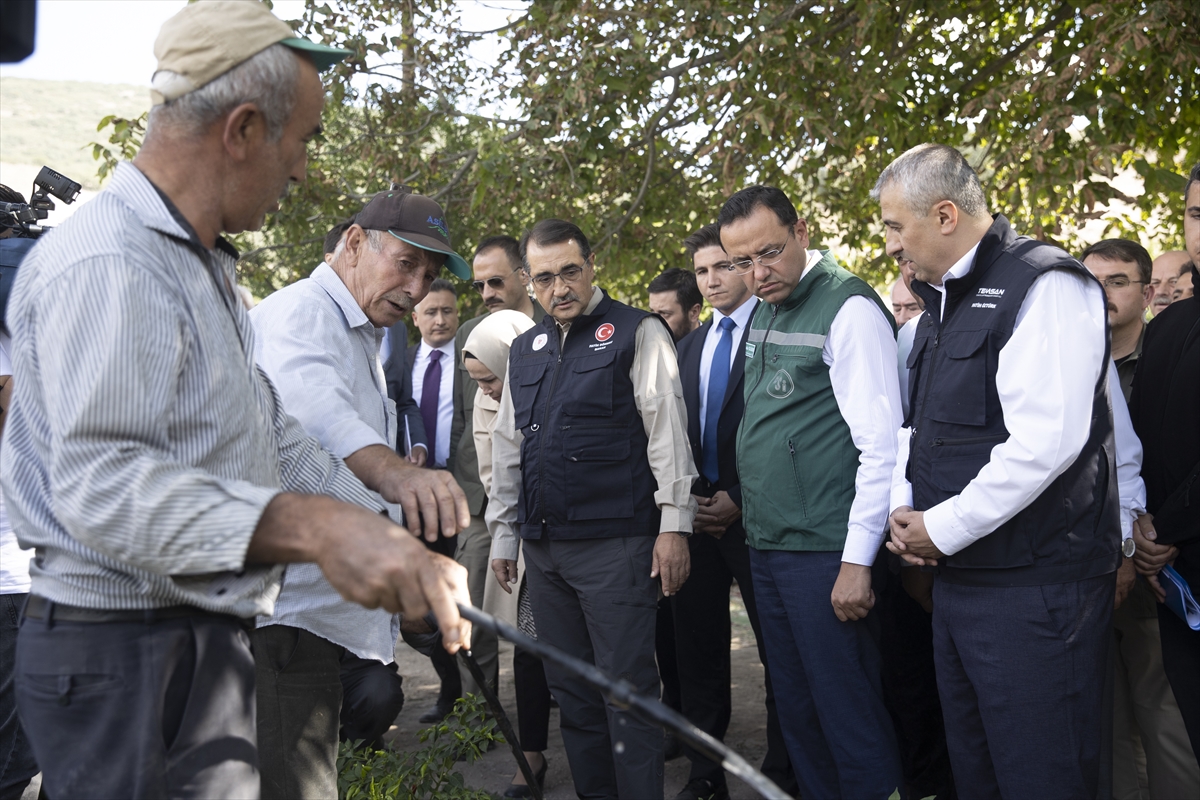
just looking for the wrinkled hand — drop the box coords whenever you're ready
[1133,514,1176,603]
[831,562,875,622]
[492,558,519,594]
[1114,555,1137,610]
[380,462,470,543]
[887,506,945,566]
[652,533,691,596]
[317,512,472,653]
[900,566,934,614]
[693,492,741,538]
[406,444,428,467]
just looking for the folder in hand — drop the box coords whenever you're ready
[1160,565,1200,631]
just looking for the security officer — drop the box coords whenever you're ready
[487,218,697,800]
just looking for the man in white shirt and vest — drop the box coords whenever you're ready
[725,185,905,799]
[487,219,696,800]
[881,143,1122,798]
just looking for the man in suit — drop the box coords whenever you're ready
[672,223,795,800]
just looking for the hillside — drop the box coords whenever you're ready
[0,77,150,192]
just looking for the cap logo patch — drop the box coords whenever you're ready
[532,333,548,351]
[427,215,448,238]
[595,323,615,342]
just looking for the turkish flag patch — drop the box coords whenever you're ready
[595,323,615,342]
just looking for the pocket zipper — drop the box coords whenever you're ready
[931,434,1007,447]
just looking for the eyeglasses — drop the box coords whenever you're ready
[1100,276,1147,290]
[471,267,520,294]
[530,264,586,290]
[729,234,791,275]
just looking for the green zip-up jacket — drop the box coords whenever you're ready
[737,251,893,551]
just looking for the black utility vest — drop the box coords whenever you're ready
[906,216,1121,587]
[507,291,661,540]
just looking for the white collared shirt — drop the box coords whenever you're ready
[698,296,758,438]
[250,261,399,663]
[888,247,1120,554]
[411,340,456,467]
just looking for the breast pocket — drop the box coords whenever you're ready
[509,360,547,431]
[926,329,990,427]
[563,351,616,417]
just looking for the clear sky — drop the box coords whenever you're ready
[1,0,523,89]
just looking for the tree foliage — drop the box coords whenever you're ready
[98,1,1200,308]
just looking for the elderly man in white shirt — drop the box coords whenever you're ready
[250,189,472,799]
[878,144,1124,799]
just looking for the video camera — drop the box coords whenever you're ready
[1,166,82,329]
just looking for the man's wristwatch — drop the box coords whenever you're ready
[1122,538,1136,558]
[675,530,693,538]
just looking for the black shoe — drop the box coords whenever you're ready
[664,731,684,761]
[674,777,729,800]
[503,756,549,798]
[418,703,454,723]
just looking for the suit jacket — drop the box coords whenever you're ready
[407,339,486,516]
[676,299,758,519]
[382,320,426,455]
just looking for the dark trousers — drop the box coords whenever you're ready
[254,625,342,800]
[656,598,681,711]
[877,566,955,800]
[514,645,551,752]
[749,548,903,799]
[671,530,794,791]
[338,653,405,750]
[932,573,1114,800]
[0,594,36,800]
[524,536,664,800]
[1158,599,1200,763]
[15,607,258,799]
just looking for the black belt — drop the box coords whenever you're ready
[22,595,254,629]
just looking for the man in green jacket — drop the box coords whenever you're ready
[723,186,905,799]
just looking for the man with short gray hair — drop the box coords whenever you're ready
[878,143,1121,797]
[0,3,470,797]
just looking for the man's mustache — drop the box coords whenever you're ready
[551,292,580,309]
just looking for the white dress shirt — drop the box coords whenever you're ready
[889,249,1111,556]
[896,315,920,419]
[250,262,399,663]
[698,297,758,439]
[792,252,904,567]
[0,332,32,594]
[411,340,456,468]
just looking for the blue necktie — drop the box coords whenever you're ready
[702,317,736,484]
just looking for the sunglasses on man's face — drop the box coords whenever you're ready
[472,268,521,294]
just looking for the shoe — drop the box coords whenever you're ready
[664,731,684,761]
[418,703,454,723]
[503,756,548,798]
[674,777,729,800]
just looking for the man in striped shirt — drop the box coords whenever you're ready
[0,3,470,797]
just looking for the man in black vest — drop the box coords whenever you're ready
[879,144,1121,798]
[672,223,795,800]
[487,219,696,800]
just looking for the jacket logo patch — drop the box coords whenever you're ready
[532,333,548,351]
[976,287,1004,297]
[595,323,615,342]
[767,369,795,399]
[745,342,757,359]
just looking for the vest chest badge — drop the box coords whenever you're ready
[745,341,757,359]
[595,323,615,342]
[767,369,795,399]
[532,333,548,351]
[971,287,1003,310]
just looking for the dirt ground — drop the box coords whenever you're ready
[384,584,775,799]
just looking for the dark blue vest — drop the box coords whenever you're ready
[906,216,1121,587]
[507,291,662,540]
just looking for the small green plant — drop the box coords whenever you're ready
[337,694,502,800]
[90,112,149,183]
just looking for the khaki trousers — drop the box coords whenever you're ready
[1112,578,1200,800]
[455,515,499,696]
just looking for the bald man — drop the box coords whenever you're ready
[891,277,922,326]
[1150,251,1189,316]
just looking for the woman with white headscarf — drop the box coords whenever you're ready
[463,310,550,797]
